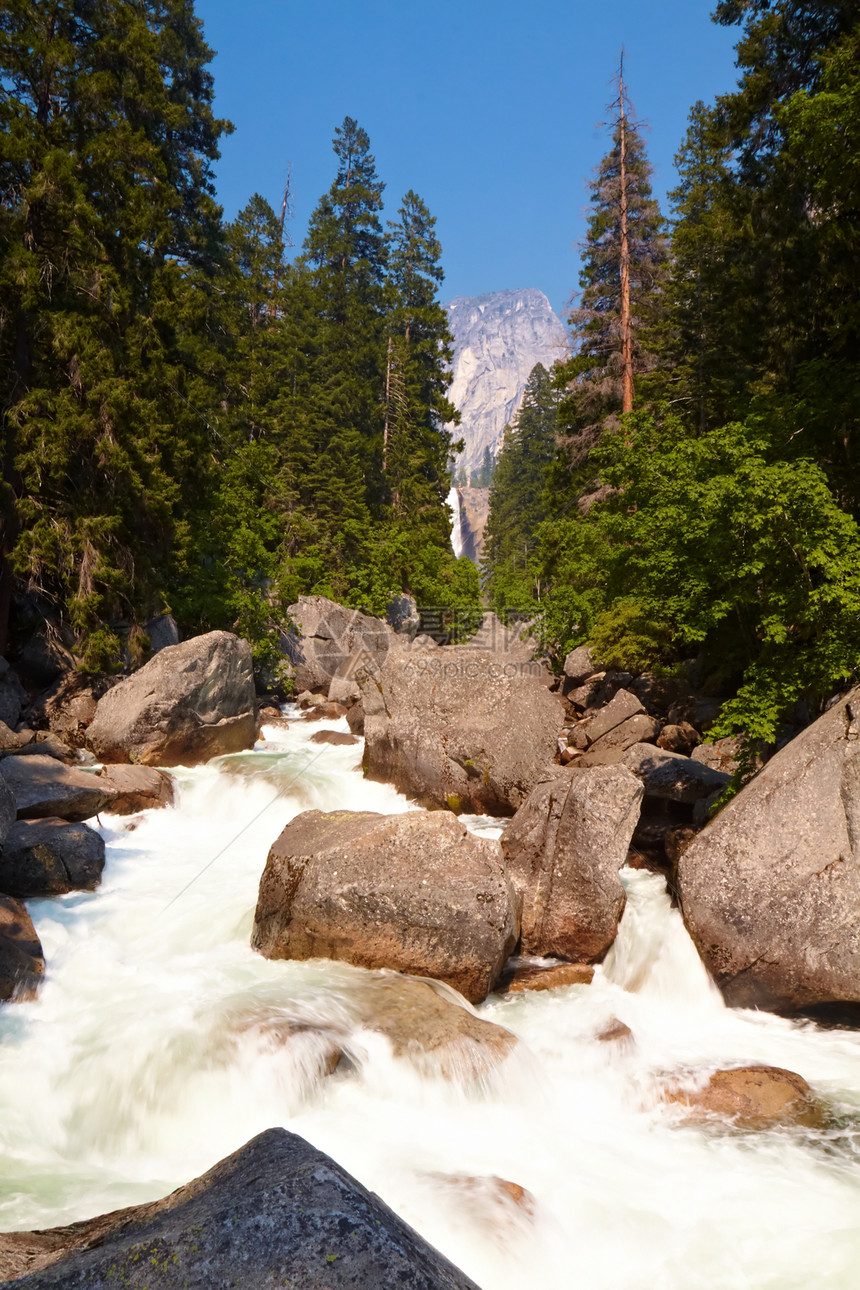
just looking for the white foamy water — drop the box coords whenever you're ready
[448,485,464,559]
[2,716,860,1289]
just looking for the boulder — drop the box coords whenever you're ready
[580,688,644,744]
[0,720,29,753]
[677,690,860,1012]
[691,735,744,776]
[502,766,643,961]
[661,1065,822,1129]
[24,673,110,748]
[86,631,256,767]
[349,972,518,1082]
[308,729,360,746]
[144,613,180,654]
[0,896,44,1002]
[0,776,15,849]
[621,743,731,804]
[96,765,174,814]
[285,596,391,694]
[656,721,701,754]
[0,755,118,822]
[563,645,594,685]
[576,713,661,764]
[359,647,564,813]
[498,961,594,993]
[387,593,421,638]
[0,1128,480,1288]
[252,809,518,1004]
[0,819,105,896]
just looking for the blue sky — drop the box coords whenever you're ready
[195,0,741,317]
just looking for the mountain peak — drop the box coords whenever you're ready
[444,289,567,478]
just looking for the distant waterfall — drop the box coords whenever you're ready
[447,485,464,558]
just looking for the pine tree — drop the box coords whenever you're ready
[556,67,668,494]
[0,0,230,665]
[483,364,559,609]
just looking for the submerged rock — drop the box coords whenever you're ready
[0,896,44,1003]
[661,1065,822,1130]
[252,809,518,1004]
[87,631,256,767]
[0,1128,480,1288]
[359,646,563,813]
[351,972,518,1082]
[498,961,594,993]
[502,766,643,962]
[0,818,105,896]
[677,689,860,1012]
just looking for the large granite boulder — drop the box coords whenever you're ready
[677,690,860,1012]
[86,631,256,767]
[359,646,564,813]
[0,897,44,1003]
[502,766,643,961]
[284,596,391,694]
[252,809,518,1004]
[0,1128,480,1288]
[0,755,118,822]
[0,819,105,896]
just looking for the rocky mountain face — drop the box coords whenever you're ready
[445,288,566,480]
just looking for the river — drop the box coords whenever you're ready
[2,712,860,1288]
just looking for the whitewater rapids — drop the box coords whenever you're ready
[2,713,860,1289]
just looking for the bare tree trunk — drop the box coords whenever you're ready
[619,56,634,416]
[270,163,293,318]
[383,334,392,472]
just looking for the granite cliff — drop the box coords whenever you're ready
[445,288,566,480]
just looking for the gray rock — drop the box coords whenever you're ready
[96,765,174,814]
[691,736,744,776]
[144,613,180,654]
[387,593,421,638]
[0,776,15,849]
[359,646,564,813]
[580,713,661,762]
[0,755,118,822]
[0,896,44,1003]
[583,688,645,744]
[0,818,105,896]
[284,596,391,694]
[563,645,595,685]
[621,743,731,804]
[0,659,27,729]
[502,766,643,962]
[677,690,860,1012]
[252,809,518,1004]
[87,631,256,767]
[0,1128,480,1288]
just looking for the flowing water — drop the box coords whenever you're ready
[2,715,860,1288]
[447,485,464,559]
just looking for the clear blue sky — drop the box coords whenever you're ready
[194,0,741,317]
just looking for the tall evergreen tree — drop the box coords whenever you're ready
[555,73,668,495]
[0,0,230,665]
[483,364,559,609]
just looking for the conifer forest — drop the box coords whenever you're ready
[3,0,860,757]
